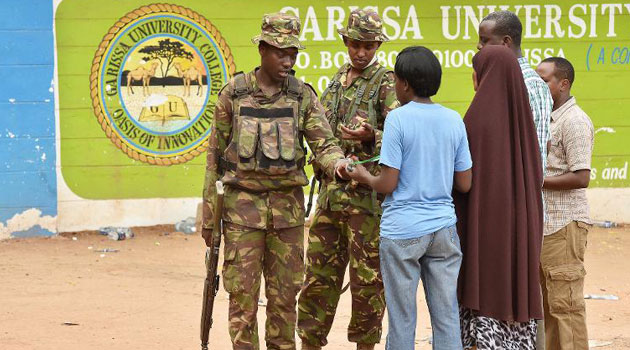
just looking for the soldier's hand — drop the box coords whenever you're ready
[346,163,370,183]
[201,227,213,247]
[334,158,352,180]
[340,122,375,142]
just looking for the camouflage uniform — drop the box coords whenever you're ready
[297,9,399,348]
[202,13,345,350]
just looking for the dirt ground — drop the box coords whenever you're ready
[1,225,629,350]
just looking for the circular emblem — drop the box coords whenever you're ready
[90,4,236,165]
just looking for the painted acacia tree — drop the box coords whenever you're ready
[139,39,194,83]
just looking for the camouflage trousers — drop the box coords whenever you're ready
[222,222,305,350]
[297,208,385,346]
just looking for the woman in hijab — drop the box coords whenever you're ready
[454,45,544,349]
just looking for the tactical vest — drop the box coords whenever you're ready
[314,64,390,216]
[220,72,310,192]
[322,64,389,139]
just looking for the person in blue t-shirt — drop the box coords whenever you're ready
[344,46,473,350]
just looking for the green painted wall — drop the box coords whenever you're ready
[56,0,630,199]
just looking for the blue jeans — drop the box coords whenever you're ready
[380,224,463,350]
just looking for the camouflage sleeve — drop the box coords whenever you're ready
[303,87,345,179]
[374,71,399,151]
[202,84,233,230]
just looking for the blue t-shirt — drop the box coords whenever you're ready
[379,101,472,239]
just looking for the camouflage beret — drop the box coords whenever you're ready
[338,8,389,42]
[251,12,305,50]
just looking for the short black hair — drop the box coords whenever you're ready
[394,46,441,97]
[482,11,522,47]
[541,57,575,85]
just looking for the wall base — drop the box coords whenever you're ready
[586,188,630,224]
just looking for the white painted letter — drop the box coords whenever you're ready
[334,51,348,68]
[441,6,461,40]
[568,4,587,38]
[320,51,332,69]
[325,6,345,41]
[524,5,542,39]
[462,6,485,40]
[544,5,564,38]
[589,4,598,38]
[317,76,330,94]
[280,6,298,16]
[383,6,401,40]
[295,52,310,69]
[400,5,423,39]
[300,6,323,41]
[433,50,444,66]
[388,51,398,68]
[464,49,475,67]
[557,48,566,58]
[602,4,623,37]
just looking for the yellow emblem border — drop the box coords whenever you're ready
[90,3,236,165]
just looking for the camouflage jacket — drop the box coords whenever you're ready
[203,69,344,230]
[317,63,398,214]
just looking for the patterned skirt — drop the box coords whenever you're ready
[460,306,537,350]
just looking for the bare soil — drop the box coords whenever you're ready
[1,225,629,349]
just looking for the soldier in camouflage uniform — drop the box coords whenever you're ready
[297,9,399,350]
[201,13,348,350]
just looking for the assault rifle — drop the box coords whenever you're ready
[200,181,224,350]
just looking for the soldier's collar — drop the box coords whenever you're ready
[344,61,381,80]
[249,67,290,100]
[360,62,381,79]
[249,68,261,93]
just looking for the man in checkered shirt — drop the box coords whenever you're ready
[536,57,594,350]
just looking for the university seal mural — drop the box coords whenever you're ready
[90,4,236,165]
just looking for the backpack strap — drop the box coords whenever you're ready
[363,66,389,127]
[363,66,389,103]
[285,75,303,102]
[356,66,389,218]
[323,67,347,133]
[292,77,311,169]
[321,78,340,102]
[223,71,249,171]
[231,71,250,99]
[343,65,384,125]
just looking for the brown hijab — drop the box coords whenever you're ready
[454,45,544,322]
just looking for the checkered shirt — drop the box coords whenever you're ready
[519,57,553,173]
[543,97,594,235]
